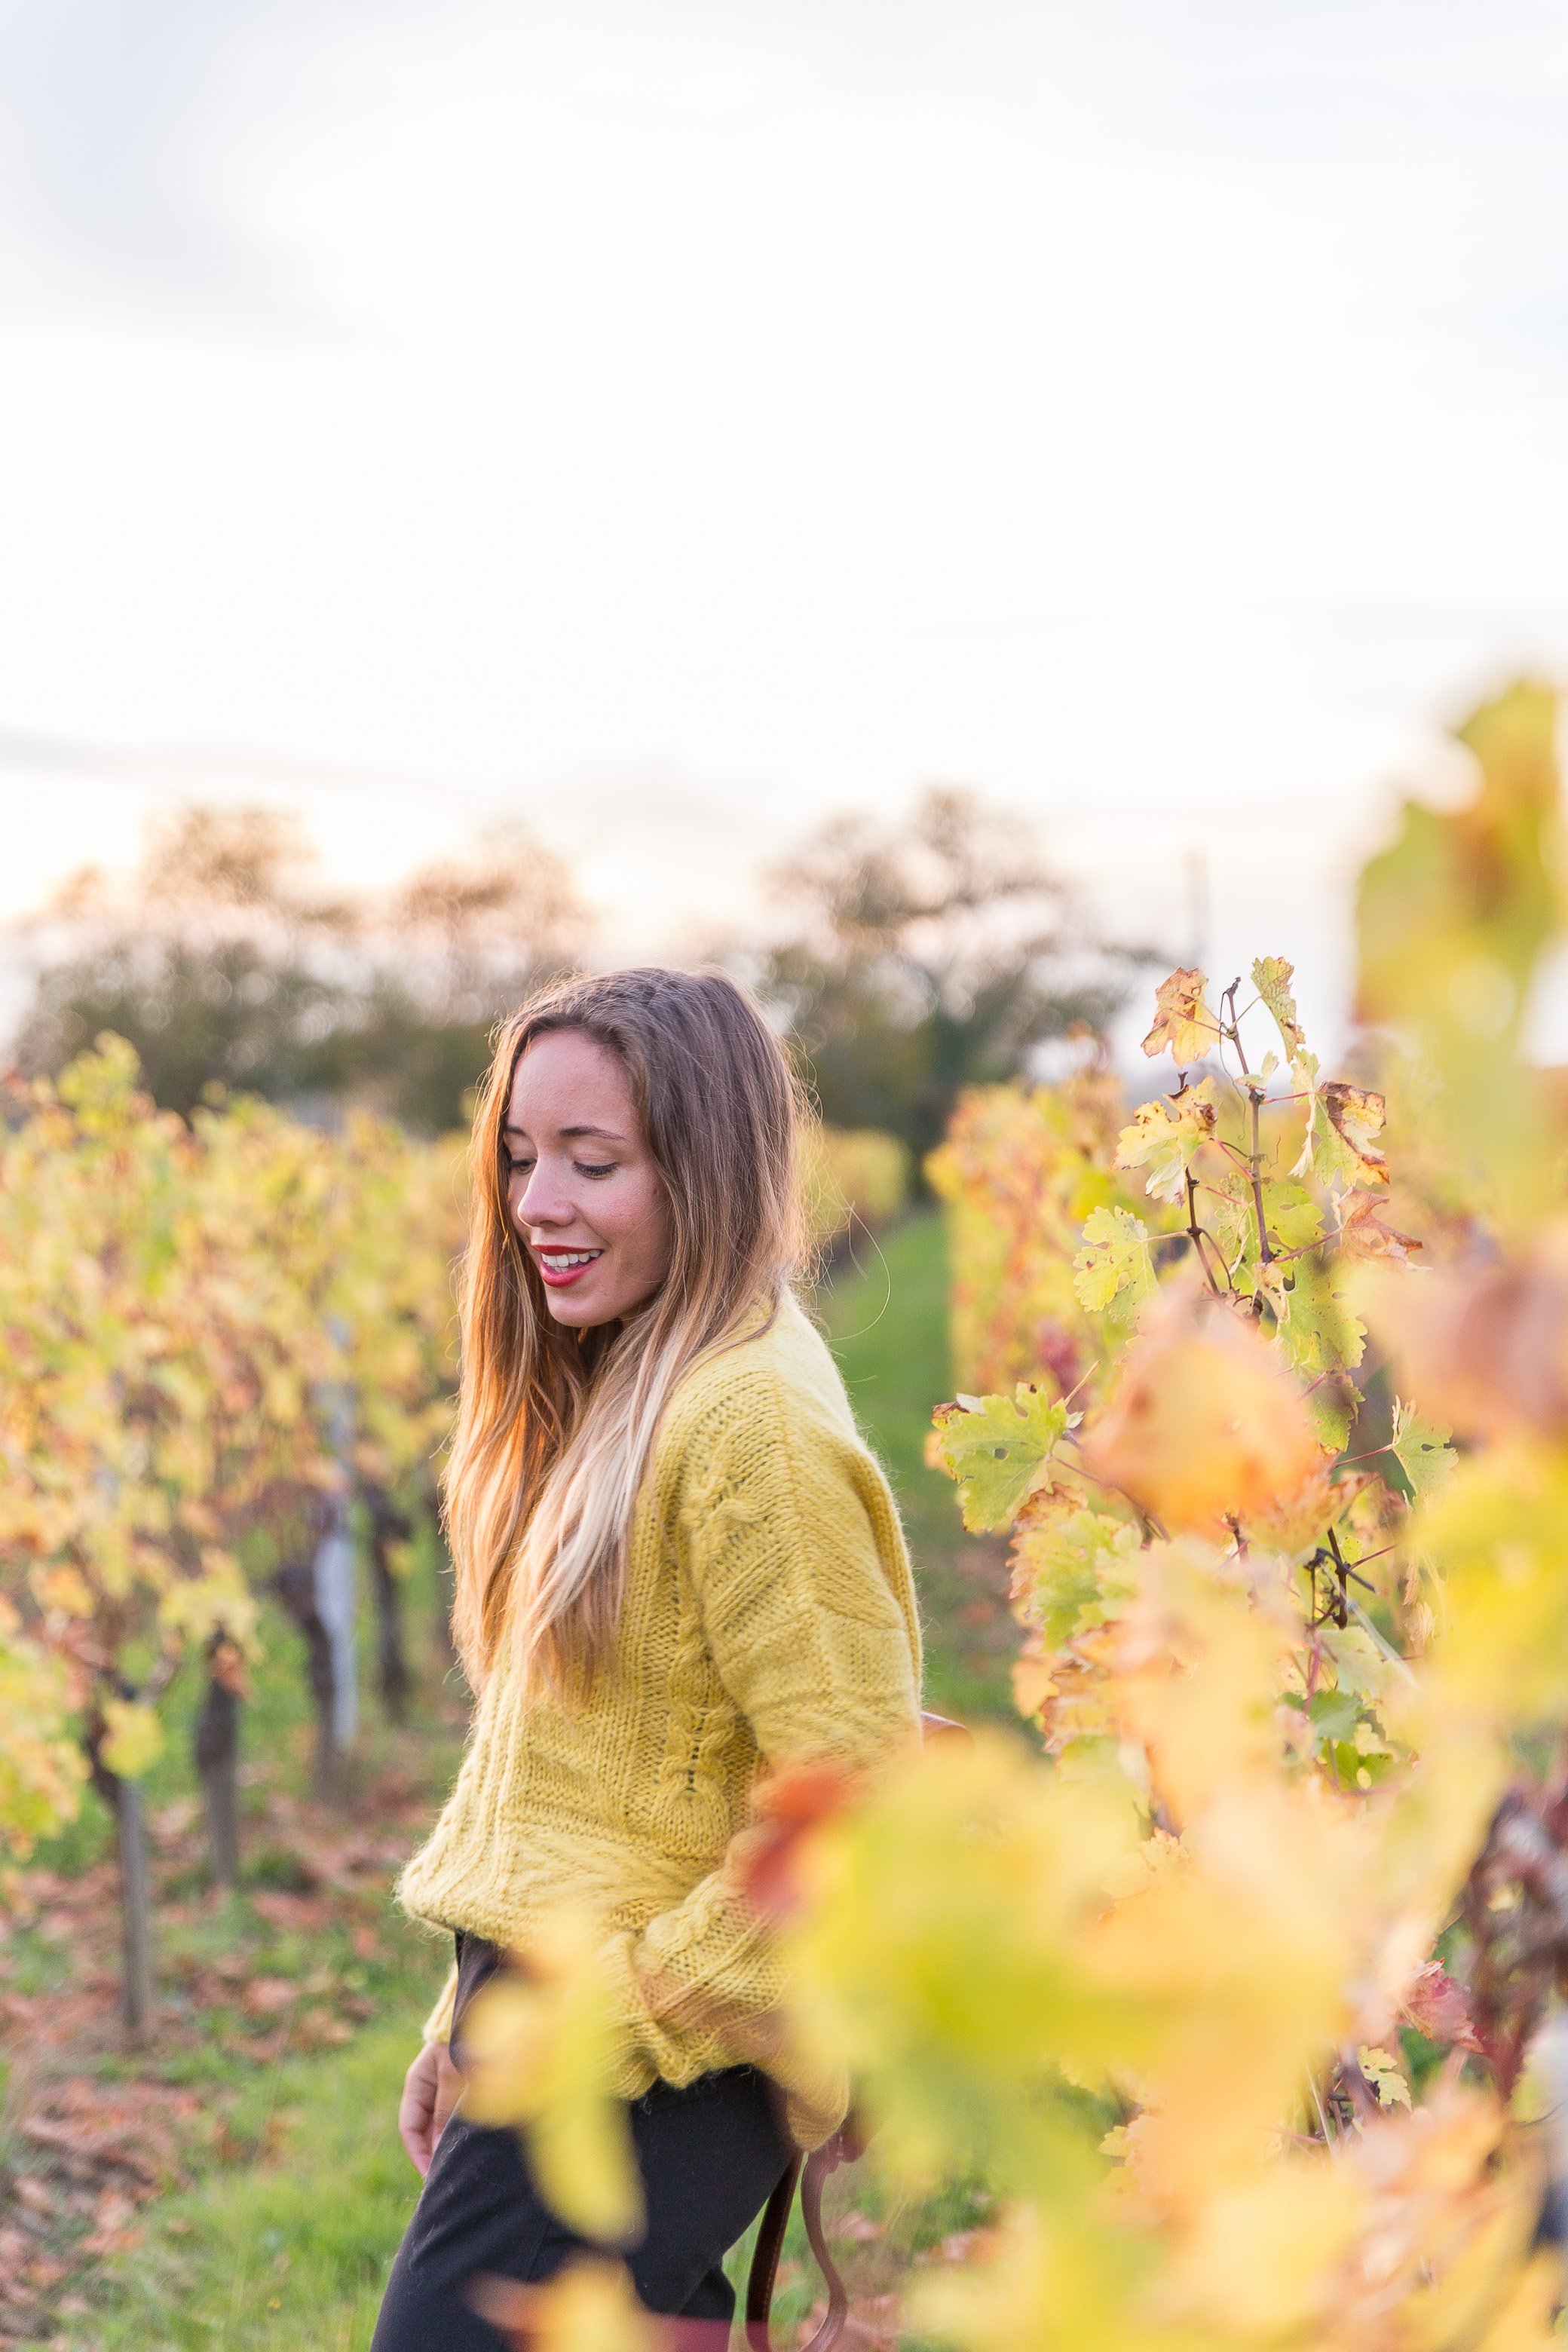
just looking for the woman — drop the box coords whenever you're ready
[373,968,923,2348]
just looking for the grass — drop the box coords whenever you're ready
[820,1210,955,1504]
[2,1540,465,2352]
[29,1213,1006,2350]
[83,2017,425,2352]
[820,1211,1014,1721]
[78,2019,991,2352]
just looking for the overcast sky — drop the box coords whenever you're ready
[2,0,1566,1051]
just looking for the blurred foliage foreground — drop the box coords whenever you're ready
[451,684,1568,2352]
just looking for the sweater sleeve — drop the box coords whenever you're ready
[598,1370,922,2136]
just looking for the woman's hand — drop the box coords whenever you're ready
[399,2038,464,2177]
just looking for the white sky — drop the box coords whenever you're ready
[2,0,1566,1053]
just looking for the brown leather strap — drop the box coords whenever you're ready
[746,1716,969,2345]
[745,2154,802,2349]
[743,2121,865,2352]
[795,2128,856,2352]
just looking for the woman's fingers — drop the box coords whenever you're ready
[399,2043,441,2177]
[398,2041,467,2177]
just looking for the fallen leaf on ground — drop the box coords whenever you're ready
[243,1977,301,2017]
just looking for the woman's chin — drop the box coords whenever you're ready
[542,1290,600,1326]
[538,1274,660,1330]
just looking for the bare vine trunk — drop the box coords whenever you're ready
[277,1367,359,1803]
[276,1554,345,1803]
[194,1640,243,1888]
[87,1720,157,2033]
[365,1485,412,1724]
[115,1778,156,2032]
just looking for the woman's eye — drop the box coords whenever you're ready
[504,1155,534,1178]
[576,1161,616,1179]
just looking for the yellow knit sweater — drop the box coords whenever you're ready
[396,1289,923,2148]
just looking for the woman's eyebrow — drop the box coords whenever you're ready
[501,1120,625,1142]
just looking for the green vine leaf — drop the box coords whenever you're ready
[1113,1080,1217,1206]
[1073,1207,1155,1315]
[1390,1401,1457,1502]
[1251,955,1306,1058]
[932,1386,1075,1533]
[1270,1253,1366,1385]
[1009,1507,1141,1648]
[1294,1063,1390,1195]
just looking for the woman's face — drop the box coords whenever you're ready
[504,1028,674,1328]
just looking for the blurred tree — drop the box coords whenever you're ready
[12,809,586,1129]
[19,939,343,1119]
[756,786,1149,1165]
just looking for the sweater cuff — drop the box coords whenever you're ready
[784,2066,850,2154]
[596,1927,848,2151]
[596,1928,687,2095]
[421,1960,459,2049]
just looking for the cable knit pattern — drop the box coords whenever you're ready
[395,1290,923,2148]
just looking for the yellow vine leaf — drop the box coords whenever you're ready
[1417,1445,1568,1721]
[100,1697,164,1782]
[931,1387,1075,1533]
[469,2259,657,2352]
[1358,2044,1413,2110]
[1113,1081,1217,1206]
[1359,679,1560,1043]
[1168,2156,1364,2338]
[0,1612,85,1857]
[459,1912,642,2247]
[1010,1633,1055,1724]
[1269,1251,1366,1389]
[1294,1068,1389,1195]
[1358,1236,1568,1447]
[1072,1206,1155,1315]
[1356,681,1561,1228]
[35,1563,94,1619]
[1009,1508,1140,1649]
[1390,1400,1456,1503]
[1251,955,1306,1059]
[1080,1291,1325,1539]
[1141,968,1218,1064]
[1325,1082,1389,1182]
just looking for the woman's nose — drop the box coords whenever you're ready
[515,1165,571,1227]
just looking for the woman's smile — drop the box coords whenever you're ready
[532,1245,605,1288]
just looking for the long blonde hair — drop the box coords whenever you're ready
[446,967,805,1692]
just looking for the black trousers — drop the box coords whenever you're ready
[372,1933,795,2350]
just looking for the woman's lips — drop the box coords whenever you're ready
[534,1248,605,1289]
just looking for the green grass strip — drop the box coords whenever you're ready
[79,2014,424,2352]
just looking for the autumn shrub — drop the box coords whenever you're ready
[799,1123,912,1254]
[0,1046,463,2011]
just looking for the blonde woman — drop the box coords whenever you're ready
[372,969,922,2348]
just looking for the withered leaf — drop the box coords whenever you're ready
[1141,969,1217,1064]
